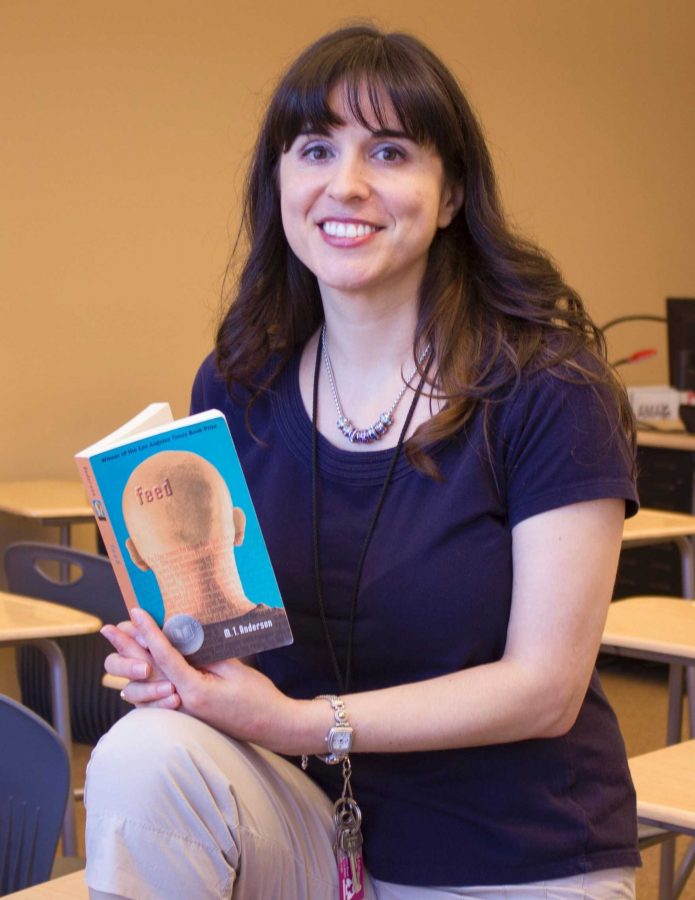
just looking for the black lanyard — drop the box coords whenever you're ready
[310,333,432,693]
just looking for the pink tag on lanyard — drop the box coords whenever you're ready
[337,848,365,900]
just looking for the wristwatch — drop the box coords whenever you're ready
[315,694,353,764]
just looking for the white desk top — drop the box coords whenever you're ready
[0,591,101,641]
[637,426,695,452]
[4,870,87,898]
[603,596,695,659]
[623,507,695,543]
[629,740,695,833]
[0,480,92,521]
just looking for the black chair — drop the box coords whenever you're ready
[4,542,129,744]
[0,694,70,894]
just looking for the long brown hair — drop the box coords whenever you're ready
[216,25,634,476]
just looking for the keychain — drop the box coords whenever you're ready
[334,757,365,900]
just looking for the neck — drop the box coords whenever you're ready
[298,285,437,451]
[321,323,430,444]
[321,300,420,378]
[157,558,254,621]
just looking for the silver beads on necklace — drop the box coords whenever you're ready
[321,324,431,445]
[336,412,393,444]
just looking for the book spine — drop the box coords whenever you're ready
[75,458,139,612]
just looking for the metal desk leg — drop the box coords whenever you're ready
[661,674,695,895]
[664,536,695,897]
[666,664,685,744]
[674,842,695,897]
[681,534,695,738]
[659,839,676,900]
[676,535,695,599]
[660,666,683,900]
[58,523,72,582]
[687,665,695,741]
[34,637,77,857]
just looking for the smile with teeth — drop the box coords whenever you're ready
[321,221,379,238]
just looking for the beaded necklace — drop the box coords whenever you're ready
[311,331,432,691]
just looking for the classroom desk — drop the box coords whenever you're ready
[637,423,695,453]
[630,739,695,838]
[4,870,88,899]
[0,480,94,581]
[0,480,93,546]
[0,591,101,857]
[622,507,695,598]
[629,739,695,899]
[609,429,695,598]
[601,596,695,743]
[601,588,695,898]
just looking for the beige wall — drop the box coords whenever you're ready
[1,0,693,485]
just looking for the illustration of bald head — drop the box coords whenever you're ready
[122,450,254,623]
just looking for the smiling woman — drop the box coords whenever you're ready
[84,26,639,900]
[278,86,460,309]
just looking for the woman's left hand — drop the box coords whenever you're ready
[119,607,301,753]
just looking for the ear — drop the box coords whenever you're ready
[233,507,247,547]
[437,180,464,229]
[125,537,150,572]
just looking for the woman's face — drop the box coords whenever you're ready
[278,84,460,303]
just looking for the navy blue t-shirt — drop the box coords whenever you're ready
[191,349,640,886]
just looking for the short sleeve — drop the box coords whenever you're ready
[498,369,638,529]
[189,352,227,416]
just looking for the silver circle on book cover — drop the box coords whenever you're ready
[163,614,204,655]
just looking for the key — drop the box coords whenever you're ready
[336,835,364,899]
[335,802,363,900]
[334,787,364,899]
[339,826,363,895]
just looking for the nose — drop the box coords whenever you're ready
[326,152,370,202]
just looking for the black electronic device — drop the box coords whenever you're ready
[667,297,695,390]
[679,404,695,433]
[666,298,695,433]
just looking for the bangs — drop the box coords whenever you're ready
[270,32,455,155]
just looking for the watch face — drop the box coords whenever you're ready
[330,727,352,752]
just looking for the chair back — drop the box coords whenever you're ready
[0,694,70,894]
[4,542,129,743]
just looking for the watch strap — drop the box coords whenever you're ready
[316,694,348,727]
[301,694,353,769]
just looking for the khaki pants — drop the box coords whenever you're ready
[85,709,634,900]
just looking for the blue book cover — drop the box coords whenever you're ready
[75,404,292,665]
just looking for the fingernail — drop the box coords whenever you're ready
[130,608,145,624]
[133,663,148,678]
[157,682,173,697]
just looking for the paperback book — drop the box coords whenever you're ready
[75,403,292,666]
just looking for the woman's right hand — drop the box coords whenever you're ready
[102,620,181,710]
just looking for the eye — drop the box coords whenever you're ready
[300,142,333,162]
[373,145,406,163]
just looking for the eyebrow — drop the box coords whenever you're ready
[297,126,414,141]
[298,126,332,137]
[369,128,412,140]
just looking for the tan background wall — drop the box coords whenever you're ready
[0,0,694,543]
